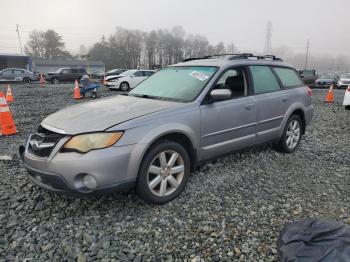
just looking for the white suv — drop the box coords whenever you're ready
[105,69,156,91]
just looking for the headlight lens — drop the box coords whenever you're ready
[63,132,123,153]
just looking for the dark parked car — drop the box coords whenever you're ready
[298,69,318,86]
[45,68,87,84]
[314,73,340,88]
[0,68,39,84]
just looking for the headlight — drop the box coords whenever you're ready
[63,132,123,153]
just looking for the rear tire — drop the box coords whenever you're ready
[136,141,190,204]
[52,78,59,84]
[91,92,98,99]
[274,115,303,153]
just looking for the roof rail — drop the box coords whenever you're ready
[182,53,283,63]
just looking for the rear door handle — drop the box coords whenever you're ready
[245,104,255,110]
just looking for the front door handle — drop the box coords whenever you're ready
[245,104,255,110]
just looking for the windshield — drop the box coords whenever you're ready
[130,66,218,102]
[107,69,118,74]
[55,68,64,73]
[319,74,335,79]
[341,73,350,78]
[119,70,136,77]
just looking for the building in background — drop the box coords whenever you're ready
[33,59,105,74]
[0,53,33,71]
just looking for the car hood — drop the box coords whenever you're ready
[41,95,181,135]
[106,75,125,81]
[316,78,333,82]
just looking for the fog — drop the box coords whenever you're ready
[1,0,349,57]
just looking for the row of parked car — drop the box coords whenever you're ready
[103,69,156,91]
[299,69,350,89]
[0,67,156,89]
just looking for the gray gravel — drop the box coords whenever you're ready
[1,83,350,261]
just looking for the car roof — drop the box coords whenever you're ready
[174,58,294,69]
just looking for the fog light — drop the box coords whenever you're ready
[82,174,97,189]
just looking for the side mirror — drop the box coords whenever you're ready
[130,75,135,78]
[210,89,232,101]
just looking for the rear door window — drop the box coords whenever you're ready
[134,71,144,77]
[78,69,85,73]
[144,71,154,77]
[274,67,303,88]
[250,66,280,94]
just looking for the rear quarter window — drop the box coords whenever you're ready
[250,66,280,94]
[274,68,303,88]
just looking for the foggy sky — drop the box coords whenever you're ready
[1,0,349,57]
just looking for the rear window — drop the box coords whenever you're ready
[250,66,280,94]
[274,68,303,88]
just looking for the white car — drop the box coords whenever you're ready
[105,69,156,91]
[337,73,350,89]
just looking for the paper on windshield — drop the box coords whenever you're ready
[190,71,209,81]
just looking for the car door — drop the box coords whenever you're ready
[1,69,14,80]
[13,69,24,81]
[249,65,287,143]
[200,67,257,159]
[129,71,146,88]
[60,69,71,81]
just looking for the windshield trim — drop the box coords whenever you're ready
[130,65,219,103]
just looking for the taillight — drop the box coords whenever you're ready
[306,86,313,97]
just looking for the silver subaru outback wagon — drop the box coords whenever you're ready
[20,54,313,204]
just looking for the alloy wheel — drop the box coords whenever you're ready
[286,120,300,149]
[147,150,185,197]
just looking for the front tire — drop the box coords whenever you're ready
[119,82,129,91]
[136,141,190,204]
[23,77,31,84]
[275,115,303,153]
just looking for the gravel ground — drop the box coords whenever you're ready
[1,83,349,261]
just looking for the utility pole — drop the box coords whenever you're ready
[304,39,310,70]
[16,24,23,54]
[264,21,272,54]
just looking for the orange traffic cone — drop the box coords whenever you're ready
[325,85,334,103]
[5,85,14,102]
[102,76,107,85]
[73,80,81,99]
[39,74,46,86]
[0,91,17,136]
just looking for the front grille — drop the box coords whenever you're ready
[28,126,65,158]
[342,81,350,85]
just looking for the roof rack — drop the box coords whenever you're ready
[182,53,283,62]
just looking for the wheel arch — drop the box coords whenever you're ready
[291,109,306,134]
[136,130,199,174]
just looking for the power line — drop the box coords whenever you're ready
[16,24,23,54]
